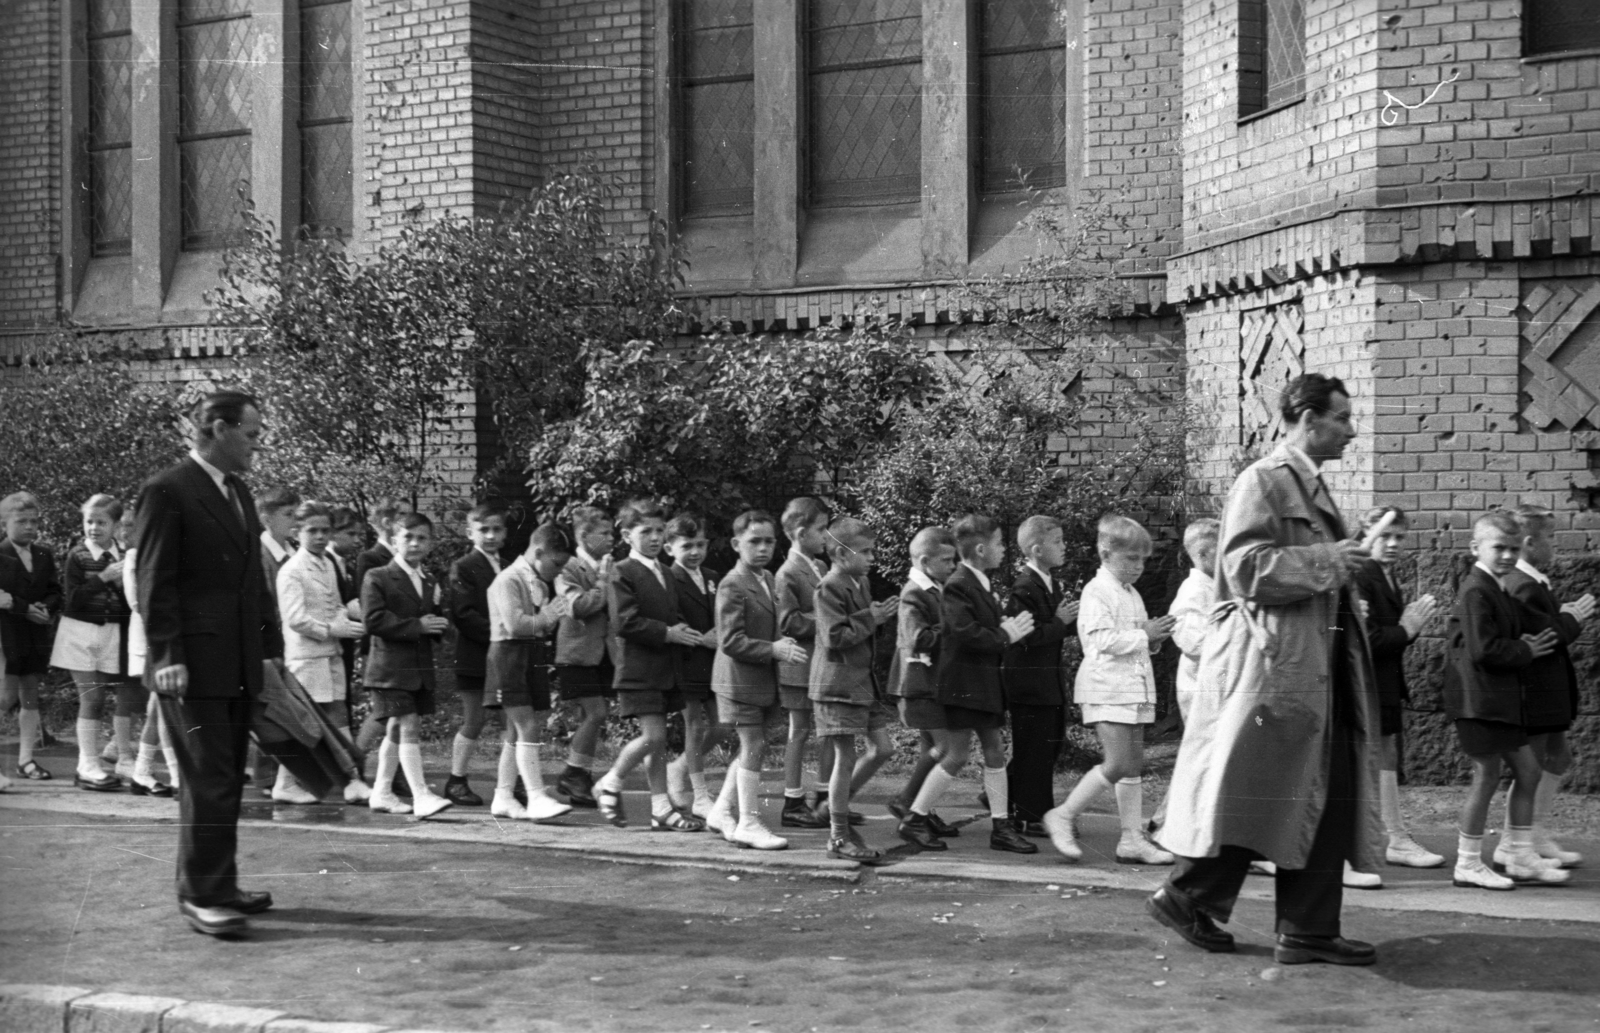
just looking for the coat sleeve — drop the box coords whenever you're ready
[0,555,25,614]
[1221,465,1349,606]
[777,567,816,642]
[611,567,670,645]
[900,592,941,655]
[816,578,875,650]
[1006,577,1070,649]
[134,479,187,673]
[39,551,63,613]
[496,576,562,640]
[1508,580,1583,646]
[1077,579,1149,656]
[61,550,94,617]
[1460,585,1534,672]
[449,558,493,645]
[717,578,775,665]
[363,572,426,642]
[942,581,1011,654]
[279,563,330,642]
[1168,576,1212,662]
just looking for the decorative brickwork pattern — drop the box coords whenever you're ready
[1239,299,1306,448]
[1519,278,1600,431]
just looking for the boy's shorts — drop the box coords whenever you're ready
[1080,702,1155,726]
[717,695,785,729]
[50,617,123,674]
[812,699,891,739]
[554,660,616,700]
[455,674,485,696]
[897,696,947,731]
[616,687,684,718]
[779,684,811,712]
[1455,717,1527,756]
[369,686,436,721]
[679,680,712,702]
[943,703,1005,731]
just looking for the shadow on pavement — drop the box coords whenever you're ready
[1377,933,1600,993]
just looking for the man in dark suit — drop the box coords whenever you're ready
[135,391,282,937]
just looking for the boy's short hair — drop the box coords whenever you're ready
[330,506,361,532]
[665,513,705,541]
[570,506,611,537]
[1362,506,1408,532]
[1,491,41,520]
[1513,503,1557,538]
[396,512,433,534]
[1182,518,1220,555]
[82,493,123,522]
[616,498,666,532]
[952,513,1000,559]
[781,497,832,538]
[731,509,776,537]
[367,497,410,531]
[1016,515,1061,552]
[824,516,872,559]
[293,500,333,525]
[529,522,573,557]
[1473,511,1520,540]
[910,526,958,559]
[1098,514,1152,554]
[467,502,507,525]
[256,487,300,518]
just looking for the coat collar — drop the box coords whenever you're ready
[1264,442,1346,536]
[181,457,250,551]
[733,562,774,612]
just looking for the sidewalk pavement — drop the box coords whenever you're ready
[4,768,1597,926]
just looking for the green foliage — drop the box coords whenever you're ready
[0,336,187,547]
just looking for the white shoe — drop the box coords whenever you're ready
[1250,860,1277,876]
[523,791,573,822]
[342,779,372,804]
[1386,834,1446,868]
[1342,861,1383,889]
[369,792,413,815]
[411,792,454,820]
[1492,842,1562,871]
[704,797,736,837]
[1453,861,1515,891]
[490,792,528,819]
[114,759,137,782]
[1503,852,1572,885]
[1042,807,1081,862]
[729,817,788,851]
[271,783,321,805]
[1115,834,1175,866]
[0,771,11,792]
[1534,835,1583,868]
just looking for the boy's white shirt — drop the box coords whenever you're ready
[961,560,992,594]
[1473,560,1506,591]
[84,540,119,562]
[1073,565,1157,706]
[1515,557,1549,586]
[628,548,667,588]
[260,529,289,564]
[1169,568,1216,716]
[393,553,427,600]
[677,562,708,595]
[1025,560,1054,593]
[907,568,937,593]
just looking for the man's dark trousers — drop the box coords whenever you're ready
[158,695,251,907]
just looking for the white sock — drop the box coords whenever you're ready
[515,742,546,795]
[784,786,806,799]
[1534,770,1560,841]
[1115,777,1144,836]
[736,766,762,823]
[1379,769,1405,840]
[76,719,103,774]
[911,764,955,816]
[567,750,594,771]
[651,792,673,819]
[1507,824,1536,859]
[496,741,518,794]
[982,765,1009,821]
[112,715,135,764]
[450,732,476,778]
[396,743,430,798]
[1061,767,1112,820]
[595,769,624,794]
[375,739,400,796]
[1456,830,1485,869]
[689,772,708,796]
[715,768,739,815]
[17,709,39,766]
[134,742,157,783]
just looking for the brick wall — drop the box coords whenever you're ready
[0,0,60,328]
[471,0,544,211]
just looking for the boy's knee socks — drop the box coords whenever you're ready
[735,767,762,823]
[112,715,134,761]
[374,738,400,794]
[1456,829,1485,868]
[1061,766,1112,819]
[1114,777,1144,834]
[911,764,955,816]
[76,718,102,773]
[17,709,39,765]
[494,741,518,796]
[396,742,431,797]
[514,741,546,793]
[982,766,1009,821]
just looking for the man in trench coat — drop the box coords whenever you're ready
[1148,373,1384,967]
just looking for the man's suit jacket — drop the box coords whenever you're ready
[672,563,719,691]
[776,550,824,686]
[936,564,1012,715]
[362,562,445,692]
[886,579,942,700]
[712,562,781,705]
[609,556,682,692]
[1505,567,1582,728]
[449,549,500,679]
[807,569,878,704]
[0,540,62,664]
[1354,559,1411,710]
[555,554,616,667]
[134,457,282,698]
[1443,566,1536,725]
[1003,566,1073,707]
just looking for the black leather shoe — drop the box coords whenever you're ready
[179,900,247,937]
[556,772,595,807]
[74,772,123,792]
[129,780,174,798]
[444,776,483,807]
[1019,820,1048,839]
[1146,888,1236,953]
[887,799,911,820]
[1275,934,1377,966]
[781,799,828,829]
[898,812,948,851]
[221,890,274,915]
[990,818,1040,854]
[926,811,960,838]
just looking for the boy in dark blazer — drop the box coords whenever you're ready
[1503,504,1594,868]
[1443,511,1565,889]
[362,512,453,819]
[925,514,1036,854]
[1,492,63,781]
[666,513,724,817]
[887,526,962,850]
[443,503,507,806]
[1003,515,1080,836]
[353,498,410,767]
[592,499,704,831]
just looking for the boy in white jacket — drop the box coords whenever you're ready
[1044,514,1175,865]
[1169,519,1219,721]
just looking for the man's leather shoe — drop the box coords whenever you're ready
[925,811,960,838]
[179,900,247,937]
[555,772,595,807]
[1019,820,1048,839]
[221,890,274,915]
[130,779,174,798]
[1145,888,1236,953]
[780,800,828,829]
[1275,934,1376,966]
[990,819,1040,854]
[443,776,483,807]
[897,812,947,851]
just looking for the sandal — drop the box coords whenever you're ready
[651,808,706,833]
[16,760,52,781]
[596,786,627,827]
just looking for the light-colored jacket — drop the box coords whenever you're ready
[123,547,144,677]
[278,547,345,662]
[1157,443,1383,872]
[1073,567,1158,707]
[711,562,781,706]
[489,556,563,642]
[554,552,616,666]
[1169,567,1217,719]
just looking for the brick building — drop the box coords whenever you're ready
[3,0,1600,782]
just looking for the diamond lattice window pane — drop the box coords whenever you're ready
[181,135,251,249]
[87,35,132,147]
[683,0,752,79]
[180,16,253,136]
[90,147,133,255]
[1264,0,1305,110]
[300,0,352,123]
[87,0,130,38]
[178,0,251,21]
[980,0,1064,51]
[681,0,753,214]
[300,122,352,237]
[979,0,1066,195]
[808,0,922,206]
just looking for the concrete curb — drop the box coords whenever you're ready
[0,986,461,1033]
